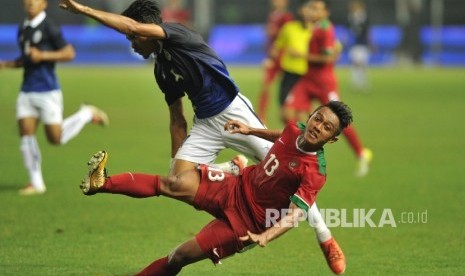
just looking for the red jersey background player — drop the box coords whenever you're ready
[285,0,372,177]
[258,0,293,123]
[80,101,352,275]
[161,0,191,27]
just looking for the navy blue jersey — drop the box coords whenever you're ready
[155,23,239,119]
[348,12,369,46]
[18,12,68,92]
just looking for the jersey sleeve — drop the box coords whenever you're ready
[47,20,68,50]
[157,78,185,105]
[290,172,325,212]
[321,27,336,55]
[159,23,197,47]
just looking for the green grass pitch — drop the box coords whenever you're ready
[0,65,464,275]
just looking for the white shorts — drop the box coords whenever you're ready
[349,45,370,65]
[175,94,273,164]
[16,90,63,124]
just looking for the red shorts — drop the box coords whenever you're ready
[193,165,256,264]
[285,77,339,112]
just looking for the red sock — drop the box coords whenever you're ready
[343,125,364,157]
[135,256,181,276]
[100,173,161,198]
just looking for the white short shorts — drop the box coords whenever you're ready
[349,45,370,65]
[175,93,273,164]
[16,90,63,124]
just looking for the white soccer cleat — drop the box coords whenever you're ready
[19,184,46,196]
[230,154,248,176]
[82,104,109,127]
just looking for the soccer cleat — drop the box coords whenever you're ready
[81,151,108,195]
[82,104,110,127]
[320,237,346,275]
[230,154,248,176]
[19,184,46,196]
[356,148,373,177]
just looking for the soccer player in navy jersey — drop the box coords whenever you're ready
[81,101,351,275]
[60,0,345,273]
[0,0,109,195]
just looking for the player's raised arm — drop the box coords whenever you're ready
[224,120,282,143]
[59,0,166,39]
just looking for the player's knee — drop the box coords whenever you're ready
[168,246,191,267]
[47,136,61,145]
[163,176,183,194]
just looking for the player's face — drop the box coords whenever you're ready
[300,2,313,22]
[126,35,158,59]
[309,1,328,23]
[272,0,289,10]
[303,107,339,147]
[23,0,47,20]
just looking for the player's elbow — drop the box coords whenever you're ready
[62,45,76,61]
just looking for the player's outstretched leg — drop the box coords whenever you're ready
[320,237,346,275]
[81,150,108,195]
[80,151,199,202]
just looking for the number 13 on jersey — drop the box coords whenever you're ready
[264,154,279,176]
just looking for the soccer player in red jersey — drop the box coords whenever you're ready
[80,101,351,275]
[258,0,293,123]
[285,0,372,176]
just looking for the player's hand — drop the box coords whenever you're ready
[224,120,251,135]
[262,58,275,70]
[29,47,42,63]
[240,230,268,247]
[59,0,84,14]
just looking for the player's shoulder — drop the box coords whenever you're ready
[315,19,333,31]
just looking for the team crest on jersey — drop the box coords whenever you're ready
[32,30,42,44]
[289,159,300,170]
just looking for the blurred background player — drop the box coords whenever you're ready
[0,0,109,195]
[284,0,372,177]
[161,0,191,27]
[257,0,293,123]
[270,0,313,124]
[348,0,371,91]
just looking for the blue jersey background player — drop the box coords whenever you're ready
[59,0,346,273]
[0,0,109,195]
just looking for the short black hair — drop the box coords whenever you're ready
[315,101,353,136]
[122,0,162,24]
[312,0,331,10]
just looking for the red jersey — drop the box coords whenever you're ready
[239,122,327,231]
[305,19,337,85]
[266,10,293,51]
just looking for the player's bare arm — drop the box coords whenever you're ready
[59,0,166,39]
[0,59,23,70]
[224,120,282,142]
[28,44,75,63]
[169,98,188,158]
[240,203,304,247]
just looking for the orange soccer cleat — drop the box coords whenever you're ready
[320,237,346,274]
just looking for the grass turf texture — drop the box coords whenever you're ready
[0,66,464,275]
